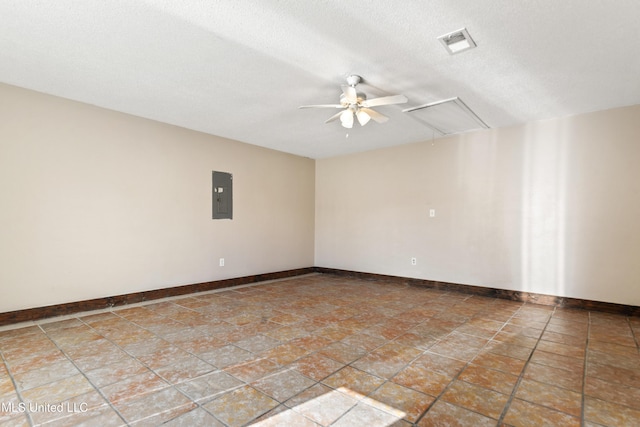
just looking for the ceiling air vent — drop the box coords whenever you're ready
[438,28,476,54]
[403,97,489,136]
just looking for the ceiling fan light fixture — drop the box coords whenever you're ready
[356,109,371,126]
[340,110,354,128]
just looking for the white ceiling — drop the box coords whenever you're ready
[1,1,639,159]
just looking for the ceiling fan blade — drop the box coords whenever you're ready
[325,110,345,123]
[340,110,354,128]
[299,104,344,109]
[361,94,408,108]
[341,85,358,104]
[360,108,388,123]
[356,109,371,126]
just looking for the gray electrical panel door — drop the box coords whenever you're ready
[212,171,232,219]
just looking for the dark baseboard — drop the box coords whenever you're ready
[2,266,638,327]
[314,267,640,317]
[0,267,314,327]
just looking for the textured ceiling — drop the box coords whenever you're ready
[1,1,639,159]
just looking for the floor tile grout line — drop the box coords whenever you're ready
[323,363,427,427]
[32,288,556,424]
[494,305,555,426]
[0,349,36,427]
[111,400,196,427]
[63,315,246,426]
[78,301,332,426]
[326,404,359,427]
[77,312,194,378]
[318,295,478,424]
[494,307,595,424]
[0,275,319,334]
[252,289,467,424]
[78,315,237,425]
[0,307,414,427]
[74,312,255,418]
[241,374,324,427]
[412,300,529,426]
[107,288,342,365]
[276,373,352,427]
[100,308,267,384]
[324,386,407,427]
[35,323,130,427]
[1,281,497,421]
[7,278,635,426]
[89,285,343,406]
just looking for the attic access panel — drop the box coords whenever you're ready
[403,97,489,136]
[212,171,232,219]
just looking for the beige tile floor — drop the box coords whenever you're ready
[1,274,640,426]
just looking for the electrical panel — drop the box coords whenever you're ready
[212,171,232,219]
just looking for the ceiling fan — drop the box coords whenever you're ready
[299,75,408,128]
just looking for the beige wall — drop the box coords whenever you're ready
[2,82,638,312]
[315,105,640,306]
[0,84,315,312]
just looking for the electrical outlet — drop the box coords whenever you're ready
[219,258,225,267]
[411,257,417,266]
[429,209,436,217]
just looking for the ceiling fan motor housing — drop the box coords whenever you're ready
[346,74,362,87]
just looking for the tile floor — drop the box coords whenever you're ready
[1,273,640,426]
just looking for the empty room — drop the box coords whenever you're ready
[1,1,639,426]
